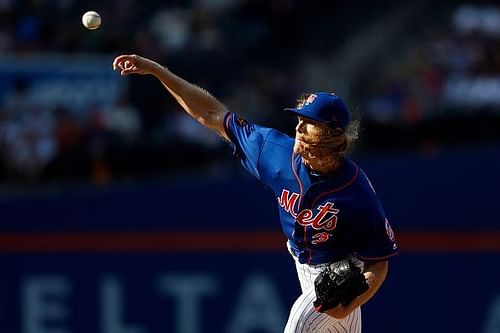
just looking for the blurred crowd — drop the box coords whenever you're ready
[0,1,499,185]
[0,0,308,184]
[359,4,500,148]
[363,5,500,124]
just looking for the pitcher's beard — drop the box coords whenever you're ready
[294,141,336,164]
[294,140,320,159]
[294,138,345,173]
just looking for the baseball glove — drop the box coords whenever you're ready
[313,258,369,312]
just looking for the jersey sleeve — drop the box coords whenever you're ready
[354,195,398,262]
[223,112,272,180]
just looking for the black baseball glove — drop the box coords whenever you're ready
[313,258,369,312]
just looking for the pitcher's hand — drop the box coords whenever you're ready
[112,54,161,76]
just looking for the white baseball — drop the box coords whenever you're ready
[82,11,101,30]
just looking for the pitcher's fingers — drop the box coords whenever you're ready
[114,54,133,63]
[124,60,134,69]
[120,67,136,75]
[112,57,122,69]
[112,60,125,71]
[113,55,132,69]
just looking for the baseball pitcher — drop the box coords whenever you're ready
[112,54,398,333]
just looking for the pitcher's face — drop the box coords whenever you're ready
[293,116,333,157]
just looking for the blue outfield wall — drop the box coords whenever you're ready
[1,253,499,333]
[0,144,499,333]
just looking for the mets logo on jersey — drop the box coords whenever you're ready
[278,189,339,243]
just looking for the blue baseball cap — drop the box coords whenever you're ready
[284,92,351,128]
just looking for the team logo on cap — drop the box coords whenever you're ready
[304,94,317,106]
[298,94,317,109]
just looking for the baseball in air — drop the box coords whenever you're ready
[82,11,101,30]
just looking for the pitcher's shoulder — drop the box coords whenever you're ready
[265,128,294,148]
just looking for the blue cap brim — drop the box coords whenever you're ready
[284,107,326,123]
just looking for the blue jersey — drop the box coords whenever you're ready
[224,112,398,265]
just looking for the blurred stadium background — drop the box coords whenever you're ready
[0,0,499,332]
